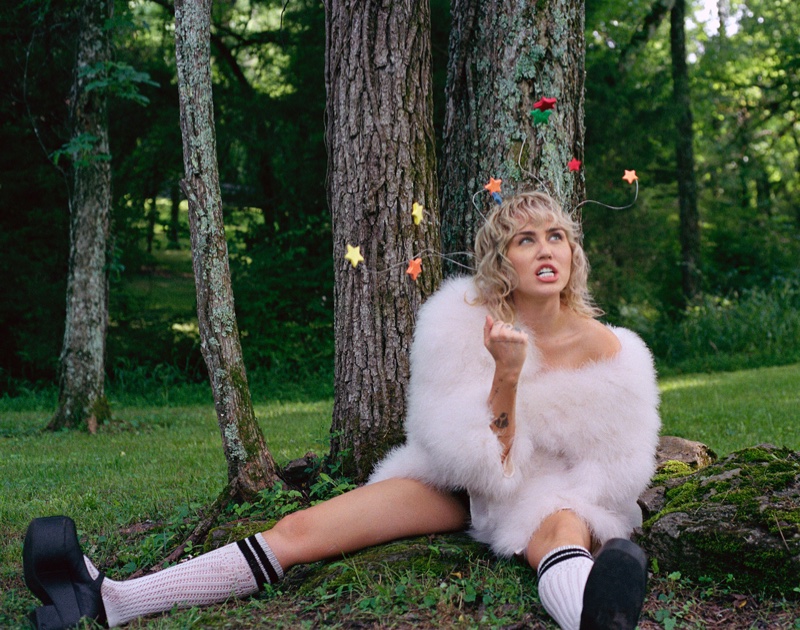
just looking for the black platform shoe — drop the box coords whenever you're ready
[23,516,107,630]
[580,538,648,630]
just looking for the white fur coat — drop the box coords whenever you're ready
[369,277,661,557]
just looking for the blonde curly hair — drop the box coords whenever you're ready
[472,191,602,322]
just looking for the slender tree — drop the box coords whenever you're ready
[174,0,278,500]
[439,0,587,263]
[670,0,701,300]
[49,0,113,431]
[325,0,442,482]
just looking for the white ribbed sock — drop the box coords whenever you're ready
[84,534,283,627]
[536,545,594,630]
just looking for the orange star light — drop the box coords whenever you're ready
[484,177,502,194]
[533,96,557,111]
[344,244,364,268]
[406,258,422,281]
[622,170,638,184]
[568,158,582,172]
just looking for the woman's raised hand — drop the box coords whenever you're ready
[483,315,528,377]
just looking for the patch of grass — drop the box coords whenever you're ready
[0,393,332,621]
[641,566,800,630]
[2,361,798,628]
[659,363,800,456]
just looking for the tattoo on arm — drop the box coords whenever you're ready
[493,412,509,430]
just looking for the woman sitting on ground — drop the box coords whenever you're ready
[24,190,661,630]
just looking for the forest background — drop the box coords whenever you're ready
[1,0,799,627]
[1,0,799,397]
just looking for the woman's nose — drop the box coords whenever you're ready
[537,243,553,258]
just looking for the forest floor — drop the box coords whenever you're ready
[7,527,795,630]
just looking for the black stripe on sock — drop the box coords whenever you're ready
[537,547,593,581]
[237,539,268,591]
[247,535,281,584]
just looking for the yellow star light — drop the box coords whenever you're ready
[411,202,424,225]
[344,244,364,268]
[622,170,638,184]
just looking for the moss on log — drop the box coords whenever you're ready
[638,444,800,597]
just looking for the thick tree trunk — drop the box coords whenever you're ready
[671,0,701,301]
[325,0,442,482]
[174,0,278,499]
[439,0,586,265]
[49,0,113,432]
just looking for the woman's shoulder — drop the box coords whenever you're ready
[579,318,622,363]
[545,318,652,373]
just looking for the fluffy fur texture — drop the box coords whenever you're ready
[369,277,661,557]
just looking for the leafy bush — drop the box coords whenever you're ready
[644,276,800,374]
[230,218,334,379]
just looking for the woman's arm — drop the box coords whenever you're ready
[483,316,528,466]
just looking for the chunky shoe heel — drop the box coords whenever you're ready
[23,516,107,629]
[30,604,72,630]
[580,538,648,630]
[23,516,78,604]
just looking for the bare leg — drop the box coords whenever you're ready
[526,510,593,630]
[263,478,469,569]
[525,509,592,570]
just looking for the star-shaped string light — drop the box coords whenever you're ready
[484,177,502,194]
[483,177,503,204]
[533,96,557,111]
[406,258,422,281]
[622,170,638,184]
[568,158,582,172]
[531,109,552,125]
[411,202,424,225]
[344,244,364,268]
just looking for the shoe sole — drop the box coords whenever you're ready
[580,538,648,630]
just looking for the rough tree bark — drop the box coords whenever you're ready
[670,0,701,301]
[325,0,442,482]
[439,0,587,265]
[174,0,278,500]
[49,0,113,432]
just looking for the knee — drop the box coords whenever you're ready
[270,508,315,548]
[526,510,592,569]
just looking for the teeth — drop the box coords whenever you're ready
[537,268,555,277]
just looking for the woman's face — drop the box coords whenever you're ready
[504,217,573,302]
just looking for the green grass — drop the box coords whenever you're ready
[0,394,332,582]
[659,362,800,456]
[1,364,798,628]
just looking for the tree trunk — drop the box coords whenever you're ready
[671,0,701,301]
[325,0,442,482]
[439,0,587,265]
[168,181,181,249]
[49,0,113,432]
[174,0,278,500]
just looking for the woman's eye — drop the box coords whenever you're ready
[549,232,564,241]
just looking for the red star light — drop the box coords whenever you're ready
[533,97,557,111]
[568,158,582,172]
